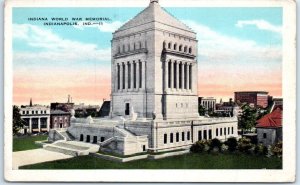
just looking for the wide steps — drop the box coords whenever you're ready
[53,142,89,151]
[43,141,99,156]
[44,145,84,156]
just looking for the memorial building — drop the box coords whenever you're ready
[49,0,238,156]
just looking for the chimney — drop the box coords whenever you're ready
[30,98,32,107]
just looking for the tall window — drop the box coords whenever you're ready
[179,45,182,51]
[216,128,219,136]
[168,61,171,88]
[184,64,187,89]
[139,61,142,88]
[164,134,167,144]
[209,129,212,139]
[189,65,192,89]
[189,47,192,53]
[176,133,179,142]
[179,63,182,89]
[117,64,120,89]
[170,133,174,143]
[203,130,207,140]
[122,63,125,89]
[133,62,137,88]
[174,43,177,50]
[182,132,185,141]
[228,127,230,135]
[122,45,125,52]
[224,127,226,135]
[168,42,171,49]
[128,63,131,89]
[173,62,177,88]
[198,130,202,140]
[220,128,223,136]
[232,127,234,134]
[187,131,190,140]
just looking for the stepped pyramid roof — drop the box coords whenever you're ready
[115,0,194,33]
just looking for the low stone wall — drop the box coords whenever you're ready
[147,150,189,160]
[91,153,148,163]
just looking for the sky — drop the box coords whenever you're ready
[12,5,282,106]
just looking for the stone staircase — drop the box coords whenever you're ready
[115,126,135,137]
[43,141,100,156]
[59,131,75,141]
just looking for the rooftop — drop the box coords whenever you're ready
[256,108,282,128]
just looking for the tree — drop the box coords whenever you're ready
[198,104,206,116]
[238,104,257,134]
[13,105,25,135]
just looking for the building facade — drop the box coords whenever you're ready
[234,91,269,108]
[50,110,71,129]
[20,105,50,134]
[256,108,282,146]
[110,0,198,120]
[199,97,216,113]
[50,0,238,155]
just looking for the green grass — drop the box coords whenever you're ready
[13,135,48,152]
[19,153,282,169]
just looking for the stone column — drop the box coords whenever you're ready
[120,63,123,91]
[176,62,179,90]
[136,60,140,90]
[181,62,184,90]
[186,63,190,90]
[38,118,41,132]
[170,60,173,90]
[130,61,134,91]
[125,62,128,91]
[29,118,32,133]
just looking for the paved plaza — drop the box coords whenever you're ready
[13,148,73,169]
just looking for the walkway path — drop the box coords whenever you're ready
[13,149,73,169]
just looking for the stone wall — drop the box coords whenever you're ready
[257,128,281,146]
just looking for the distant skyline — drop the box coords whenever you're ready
[13,6,282,105]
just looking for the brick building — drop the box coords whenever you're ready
[50,110,71,129]
[234,91,269,108]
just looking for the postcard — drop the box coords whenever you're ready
[4,0,296,182]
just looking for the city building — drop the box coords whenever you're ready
[256,108,282,146]
[48,0,238,156]
[234,91,269,108]
[215,98,242,117]
[50,102,74,113]
[199,97,216,113]
[74,103,100,117]
[50,110,71,129]
[19,99,50,134]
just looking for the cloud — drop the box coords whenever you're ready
[182,20,282,98]
[13,24,111,64]
[74,21,125,32]
[235,19,281,33]
[182,20,282,64]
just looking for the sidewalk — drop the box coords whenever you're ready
[13,148,73,169]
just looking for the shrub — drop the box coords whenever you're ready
[190,140,206,153]
[190,140,211,153]
[272,141,282,158]
[237,137,253,154]
[221,144,228,153]
[254,143,267,155]
[210,138,222,151]
[224,137,238,152]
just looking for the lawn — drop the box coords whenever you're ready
[13,135,48,152]
[19,153,282,169]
